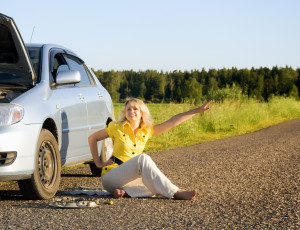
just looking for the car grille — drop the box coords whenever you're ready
[0,152,17,166]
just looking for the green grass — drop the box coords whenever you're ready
[114,97,300,152]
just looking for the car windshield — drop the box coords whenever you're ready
[0,46,41,87]
[27,47,42,82]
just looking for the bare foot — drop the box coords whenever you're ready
[173,189,197,200]
[113,189,127,199]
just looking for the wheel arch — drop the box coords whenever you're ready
[42,118,58,144]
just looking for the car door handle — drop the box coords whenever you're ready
[78,93,85,100]
[97,92,103,98]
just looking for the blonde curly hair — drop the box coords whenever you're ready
[118,98,154,127]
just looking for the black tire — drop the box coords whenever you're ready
[18,129,61,200]
[89,137,113,177]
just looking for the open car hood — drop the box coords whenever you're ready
[0,13,36,89]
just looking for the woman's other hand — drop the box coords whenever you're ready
[196,99,214,114]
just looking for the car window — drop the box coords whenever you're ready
[84,65,96,85]
[0,46,40,85]
[51,53,68,83]
[63,54,93,87]
[27,47,42,82]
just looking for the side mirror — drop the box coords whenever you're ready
[56,70,81,85]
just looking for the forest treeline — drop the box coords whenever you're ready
[92,66,300,103]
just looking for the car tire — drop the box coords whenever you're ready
[18,129,61,200]
[89,137,113,177]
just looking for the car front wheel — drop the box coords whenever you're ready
[18,129,61,200]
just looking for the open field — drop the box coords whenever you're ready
[114,97,300,152]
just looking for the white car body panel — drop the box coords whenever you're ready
[0,25,114,181]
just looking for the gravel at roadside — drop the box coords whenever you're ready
[1,119,299,229]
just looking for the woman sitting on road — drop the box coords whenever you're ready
[88,98,214,200]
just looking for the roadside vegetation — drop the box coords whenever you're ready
[96,66,300,152]
[114,96,300,152]
[94,66,300,103]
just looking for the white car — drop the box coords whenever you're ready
[0,13,113,199]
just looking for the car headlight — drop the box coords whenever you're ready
[0,104,24,126]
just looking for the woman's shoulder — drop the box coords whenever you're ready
[140,123,154,135]
[107,121,123,129]
[106,121,123,137]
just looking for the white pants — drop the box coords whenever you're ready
[101,154,179,198]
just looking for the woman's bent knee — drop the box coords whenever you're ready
[139,153,153,163]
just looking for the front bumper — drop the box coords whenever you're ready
[0,122,41,181]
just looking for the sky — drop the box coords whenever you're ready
[2,0,300,72]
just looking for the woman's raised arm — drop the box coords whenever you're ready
[152,100,214,136]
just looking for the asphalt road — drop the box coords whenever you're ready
[0,119,299,229]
